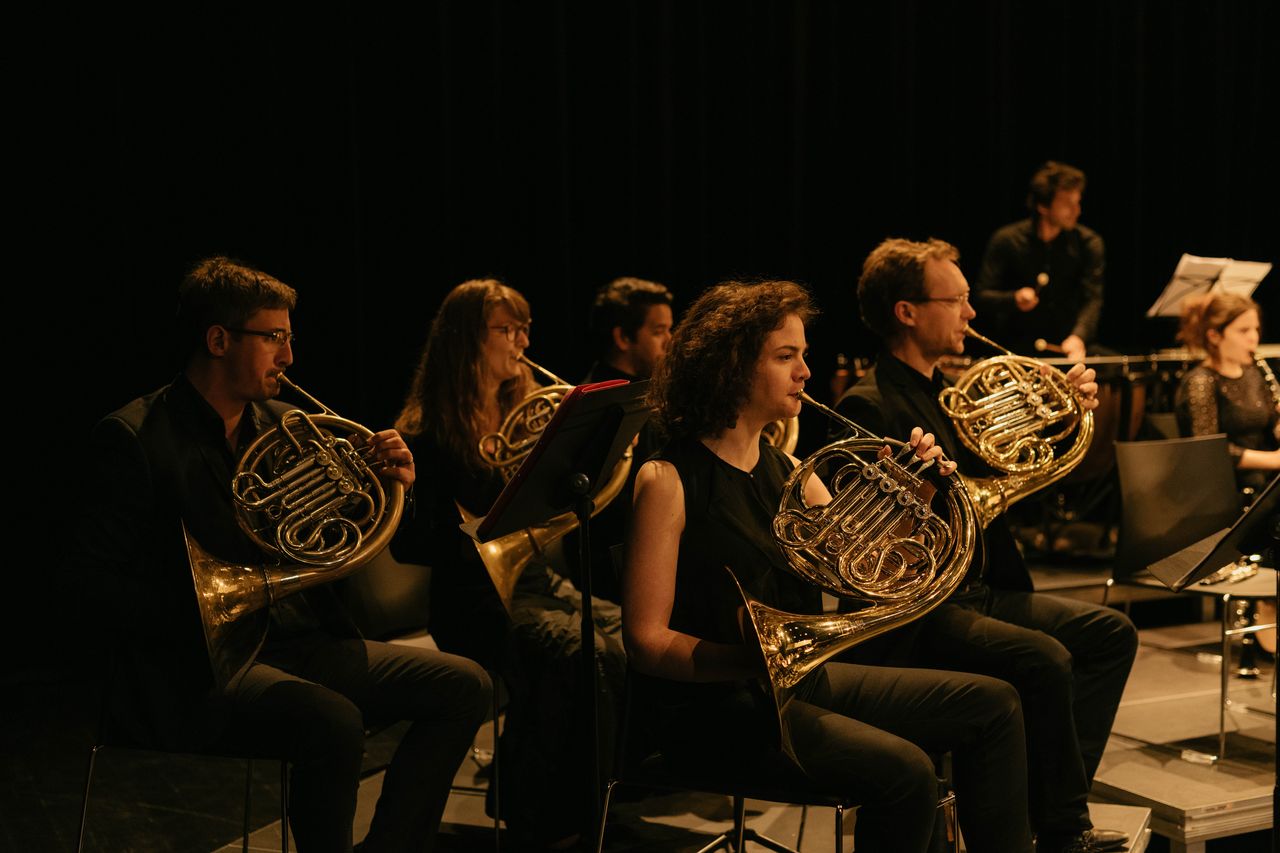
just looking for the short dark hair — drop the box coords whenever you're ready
[590,277,673,357]
[856,237,959,341]
[651,280,815,440]
[1026,161,1087,212]
[177,256,297,361]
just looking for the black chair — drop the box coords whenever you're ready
[1107,434,1277,760]
[339,546,505,851]
[76,654,291,853]
[593,674,957,853]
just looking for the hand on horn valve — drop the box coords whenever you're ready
[364,429,416,487]
[1060,362,1100,411]
[906,427,958,477]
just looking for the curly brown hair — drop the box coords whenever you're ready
[396,279,536,470]
[1177,291,1261,355]
[857,237,959,342]
[651,280,816,440]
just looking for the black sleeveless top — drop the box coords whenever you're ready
[635,435,822,755]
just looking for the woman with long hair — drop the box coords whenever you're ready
[394,279,625,850]
[623,280,1034,853]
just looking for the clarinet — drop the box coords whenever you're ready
[1257,355,1280,444]
[1257,355,1280,410]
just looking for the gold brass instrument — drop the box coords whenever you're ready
[480,357,573,480]
[942,327,1094,527]
[187,374,405,688]
[462,356,633,610]
[761,416,800,455]
[735,393,977,739]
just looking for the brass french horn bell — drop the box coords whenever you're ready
[187,374,405,688]
[461,355,633,610]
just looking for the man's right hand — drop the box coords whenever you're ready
[1014,287,1039,311]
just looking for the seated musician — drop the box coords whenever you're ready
[1175,291,1278,656]
[1175,291,1280,492]
[624,279,1036,853]
[69,257,492,853]
[836,238,1136,853]
[391,279,626,850]
[574,276,675,603]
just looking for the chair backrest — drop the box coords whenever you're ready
[1143,411,1182,440]
[1113,434,1241,579]
[336,547,432,640]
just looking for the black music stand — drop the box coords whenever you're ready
[463,378,651,832]
[1150,473,1279,592]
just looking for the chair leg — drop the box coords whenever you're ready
[732,796,747,852]
[491,677,501,853]
[280,760,290,853]
[76,744,102,853]
[833,804,843,853]
[243,759,253,853]
[795,803,808,850]
[594,779,619,853]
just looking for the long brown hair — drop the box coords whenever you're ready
[397,279,535,470]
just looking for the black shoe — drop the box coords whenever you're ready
[1085,827,1129,851]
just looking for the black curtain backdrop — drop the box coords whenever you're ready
[14,2,1277,674]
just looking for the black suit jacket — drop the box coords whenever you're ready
[834,352,1033,592]
[70,375,359,748]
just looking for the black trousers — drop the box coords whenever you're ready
[203,636,492,853]
[912,587,1138,836]
[652,663,1034,853]
[790,663,1034,853]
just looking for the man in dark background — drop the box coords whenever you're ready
[974,161,1104,361]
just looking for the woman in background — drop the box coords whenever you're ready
[1175,291,1280,491]
[1175,291,1277,656]
[393,279,625,851]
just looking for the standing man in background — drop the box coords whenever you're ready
[974,161,1104,362]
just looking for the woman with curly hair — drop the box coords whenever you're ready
[393,279,625,850]
[623,280,1034,853]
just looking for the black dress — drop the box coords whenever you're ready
[1176,363,1280,492]
[635,435,1035,853]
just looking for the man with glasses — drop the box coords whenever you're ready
[71,256,491,853]
[832,238,1136,853]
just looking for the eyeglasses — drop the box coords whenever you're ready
[227,327,296,347]
[489,323,531,342]
[909,292,971,307]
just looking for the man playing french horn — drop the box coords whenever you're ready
[836,238,1138,853]
[70,257,492,853]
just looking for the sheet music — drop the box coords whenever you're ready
[1147,253,1272,317]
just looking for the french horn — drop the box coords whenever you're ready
[735,393,977,741]
[461,356,633,610]
[943,327,1094,526]
[186,375,405,688]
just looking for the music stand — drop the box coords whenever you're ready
[1145,253,1271,318]
[1150,473,1279,592]
[463,378,651,832]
